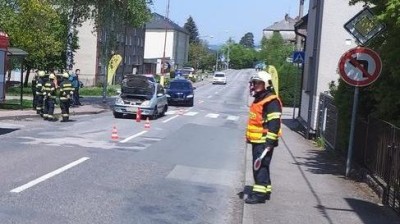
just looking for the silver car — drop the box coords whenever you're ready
[113,75,168,119]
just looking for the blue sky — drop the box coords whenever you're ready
[150,0,309,45]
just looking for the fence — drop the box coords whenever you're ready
[317,93,400,214]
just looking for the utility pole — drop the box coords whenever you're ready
[161,0,171,87]
[296,0,305,51]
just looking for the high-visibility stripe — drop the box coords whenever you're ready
[266,132,278,140]
[253,185,268,193]
[267,112,281,121]
[62,114,69,117]
[266,185,272,192]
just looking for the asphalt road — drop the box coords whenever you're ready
[0,69,253,224]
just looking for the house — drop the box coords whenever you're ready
[296,0,364,137]
[74,19,146,86]
[143,13,189,74]
[263,14,298,43]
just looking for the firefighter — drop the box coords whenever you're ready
[31,70,38,110]
[35,71,47,116]
[43,73,57,121]
[59,72,74,122]
[245,71,282,204]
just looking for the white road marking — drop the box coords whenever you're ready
[162,115,179,123]
[120,131,148,143]
[184,112,198,116]
[206,113,220,119]
[215,91,219,94]
[227,115,240,121]
[165,111,176,115]
[207,95,212,99]
[10,157,90,193]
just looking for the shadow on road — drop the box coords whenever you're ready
[0,128,19,135]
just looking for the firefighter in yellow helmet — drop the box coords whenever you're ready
[42,73,57,121]
[245,71,282,204]
[35,71,47,116]
[59,72,74,122]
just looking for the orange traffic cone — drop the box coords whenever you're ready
[144,117,150,129]
[111,126,119,141]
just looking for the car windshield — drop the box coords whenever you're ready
[215,74,225,77]
[169,82,191,89]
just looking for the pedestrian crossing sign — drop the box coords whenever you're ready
[292,51,305,64]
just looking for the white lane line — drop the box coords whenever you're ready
[165,111,176,115]
[162,115,179,123]
[10,157,90,193]
[227,115,239,121]
[207,95,212,99]
[206,113,220,119]
[215,91,219,94]
[184,112,198,116]
[120,131,148,143]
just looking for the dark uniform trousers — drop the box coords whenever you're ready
[252,143,274,191]
[60,100,70,121]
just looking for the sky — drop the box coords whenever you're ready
[150,0,309,45]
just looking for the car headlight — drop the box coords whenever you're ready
[166,94,171,98]
[141,100,150,107]
[115,97,124,105]
[187,94,194,98]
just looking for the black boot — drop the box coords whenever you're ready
[245,193,268,204]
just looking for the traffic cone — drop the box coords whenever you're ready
[144,117,150,129]
[136,108,141,122]
[111,126,119,141]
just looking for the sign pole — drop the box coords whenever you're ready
[346,86,359,177]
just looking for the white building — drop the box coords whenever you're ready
[298,0,364,135]
[143,13,189,74]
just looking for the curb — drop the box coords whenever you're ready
[0,108,109,121]
[242,143,254,224]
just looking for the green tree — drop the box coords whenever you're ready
[239,32,255,48]
[184,16,199,44]
[260,33,292,68]
[0,0,66,86]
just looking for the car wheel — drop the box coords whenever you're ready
[113,112,123,119]
[160,105,168,117]
[151,106,158,120]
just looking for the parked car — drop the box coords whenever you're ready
[166,78,196,107]
[212,72,227,85]
[113,75,168,119]
[142,74,157,83]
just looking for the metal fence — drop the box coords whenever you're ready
[317,93,400,214]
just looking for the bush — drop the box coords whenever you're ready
[276,63,301,107]
[79,86,118,96]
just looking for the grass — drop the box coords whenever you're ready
[6,85,33,96]
[0,99,33,110]
[313,136,326,149]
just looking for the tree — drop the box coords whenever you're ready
[0,0,66,86]
[184,16,199,44]
[239,32,255,48]
[260,32,292,68]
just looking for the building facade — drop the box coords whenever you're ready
[144,13,189,74]
[298,0,364,135]
[263,14,298,43]
[74,19,145,86]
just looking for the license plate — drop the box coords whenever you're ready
[126,107,136,112]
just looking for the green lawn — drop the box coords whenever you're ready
[0,99,32,110]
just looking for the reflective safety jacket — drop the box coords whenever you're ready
[43,81,56,99]
[35,78,46,96]
[246,93,282,145]
[59,80,75,101]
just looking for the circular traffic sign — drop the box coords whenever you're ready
[338,47,382,87]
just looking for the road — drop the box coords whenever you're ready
[0,70,252,224]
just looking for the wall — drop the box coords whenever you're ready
[144,30,174,60]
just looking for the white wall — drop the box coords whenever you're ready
[74,19,97,86]
[300,0,363,131]
[144,30,174,60]
[173,31,189,68]
[263,30,296,42]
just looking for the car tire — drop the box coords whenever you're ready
[113,112,123,119]
[160,105,168,117]
[151,106,158,120]
[188,99,194,107]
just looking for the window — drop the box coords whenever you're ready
[157,85,164,95]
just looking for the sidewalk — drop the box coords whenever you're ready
[242,107,400,224]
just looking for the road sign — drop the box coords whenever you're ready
[338,47,382,87]
[292,51,305,63]
[344,7,385,46]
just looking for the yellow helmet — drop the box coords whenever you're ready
[251,71,272,89]
[62,72,69,78]
[49,73,56,80]
[38,71,46,77]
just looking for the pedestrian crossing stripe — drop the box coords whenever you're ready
[227,116,239,121]
[205,113,219,118]
[184,112,198,116]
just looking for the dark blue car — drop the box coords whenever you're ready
[166,78,195,106]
